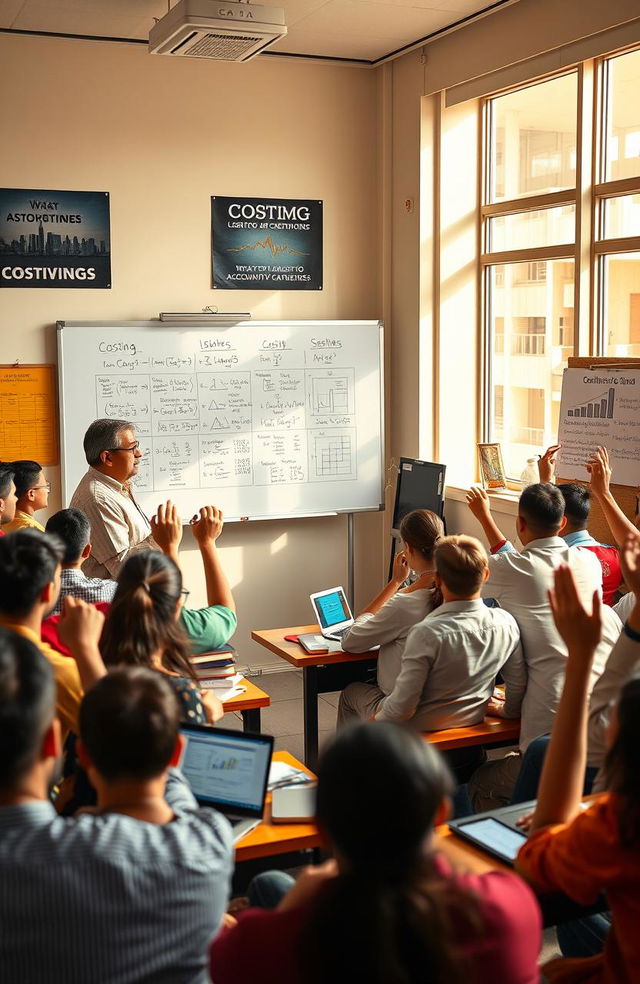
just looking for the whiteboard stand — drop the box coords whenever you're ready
[347,512,355,608]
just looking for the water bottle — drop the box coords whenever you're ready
[520,457,539,487]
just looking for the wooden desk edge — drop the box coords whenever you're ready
[251,626,378,667]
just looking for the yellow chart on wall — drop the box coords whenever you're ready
[0,365,59,465]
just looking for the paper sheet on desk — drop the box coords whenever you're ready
[557,368,640,486]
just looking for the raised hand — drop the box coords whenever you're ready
[620,531,640,600]
[586,446,612,499]
[538,444,560,484]
[151,500,183,556]
[466,485,492,522]
[190,506,224,546]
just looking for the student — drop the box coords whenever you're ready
[516,560,640,983]
[556,484,622,605]
[539,443,630,604]
[211,721,542,984]
[340,535,524,730]
[3,459,50,533]
[45,507,117,615]
[43,503,237,652]
[0,529,104,741]
[466,483,620,809]
[100,550,224,725]
[0,644,233,984]
[340,508,444,701]
[70,417,160,577]
[0,464,17,532]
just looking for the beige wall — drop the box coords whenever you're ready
[0,34,383,668]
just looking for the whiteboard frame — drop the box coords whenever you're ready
[56,319,385,522]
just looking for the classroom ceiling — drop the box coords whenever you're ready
[0,0,514,64]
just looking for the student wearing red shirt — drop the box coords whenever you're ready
[517,544,640,984]
[211,722,541,984]
[556,483,621,606]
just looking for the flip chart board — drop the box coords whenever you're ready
[557,366,640,486]
[0,364,59,464]
[57,321,384,521]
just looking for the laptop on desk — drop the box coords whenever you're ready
[180,725,273,843]
[309,586,354,642]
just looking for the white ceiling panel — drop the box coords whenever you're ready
[0,0,514,62]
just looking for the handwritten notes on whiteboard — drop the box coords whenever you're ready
[557,368,640,486]
[58,322,383,521]
[0,365,59,464]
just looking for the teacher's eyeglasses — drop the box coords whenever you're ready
[105,442,141,454]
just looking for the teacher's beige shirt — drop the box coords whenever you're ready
[70,467,158,578]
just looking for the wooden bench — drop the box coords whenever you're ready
[424,717,520,751]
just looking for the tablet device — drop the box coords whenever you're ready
[449,816,527,865]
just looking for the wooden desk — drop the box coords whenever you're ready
[251,625,377,767]
[222,679,270,732]
[235,751,322,862]
[426,717,521,751]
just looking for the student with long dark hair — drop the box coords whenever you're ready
[211,722,541,984]
[517,541,640,983]
[101,550,222,725]
[339,509,444,723]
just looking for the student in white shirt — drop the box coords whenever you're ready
[466,482,621,809]
[339,535,525,783]
[339,509,444,714]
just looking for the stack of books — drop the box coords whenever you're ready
[192,647,240,689]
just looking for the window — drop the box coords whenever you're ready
[483,73,578,478]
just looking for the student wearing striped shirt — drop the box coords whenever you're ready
[0,646,233,984]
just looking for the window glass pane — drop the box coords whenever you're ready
[601,194,640,239]
[602,252,640,356]
[488,259,575,477]
[605,49,640,181]
[488,74,578,203]
[488,205,575,252]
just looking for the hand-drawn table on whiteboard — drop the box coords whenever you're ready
[56,321,384,524]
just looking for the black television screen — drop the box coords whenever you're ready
[391,458,446,534]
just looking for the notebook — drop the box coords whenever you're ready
[179,725,273,843]
[309,586,354,641]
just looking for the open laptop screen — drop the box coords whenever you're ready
[180,726,273,816]
[313,588,351,630]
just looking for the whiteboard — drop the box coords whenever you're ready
[57,320,384,521]
[557,367,640,487]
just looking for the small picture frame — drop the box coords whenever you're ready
[478,443,507,490]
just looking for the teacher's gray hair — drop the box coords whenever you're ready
[83,419,134,466]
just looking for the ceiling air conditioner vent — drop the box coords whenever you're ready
[149,0,287,62]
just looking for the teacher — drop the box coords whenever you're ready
[70,418,159,578]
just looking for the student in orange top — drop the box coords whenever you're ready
[516,541,640,984]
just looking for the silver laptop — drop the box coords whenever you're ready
[180,725,273,843]
[309,586,354,641]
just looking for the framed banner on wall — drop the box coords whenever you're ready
[0,188,111,288]
[212,196,323,290]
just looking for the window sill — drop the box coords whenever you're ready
[446,484,520,516]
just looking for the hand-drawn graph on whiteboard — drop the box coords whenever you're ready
[311,431,357,481]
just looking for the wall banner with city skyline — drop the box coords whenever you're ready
[212,196,323,290]
[0,189,111,289]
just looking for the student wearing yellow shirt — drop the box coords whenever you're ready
[3,460,50,533]
[0,529,105,741]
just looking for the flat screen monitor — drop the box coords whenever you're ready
[391,458,446,535]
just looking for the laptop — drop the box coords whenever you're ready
[179,724,274,843]
[309,586,354,641]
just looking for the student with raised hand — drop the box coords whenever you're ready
[100,550,224,725]
[211,721,541,984]
[150,502,237,652]
[0,529,105,742]
[516,564,640,983]
[339,509,444,718]
[465,483,621,809]
[3,459,50,533]
[0,648,233,984]
[0,464,17,532]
